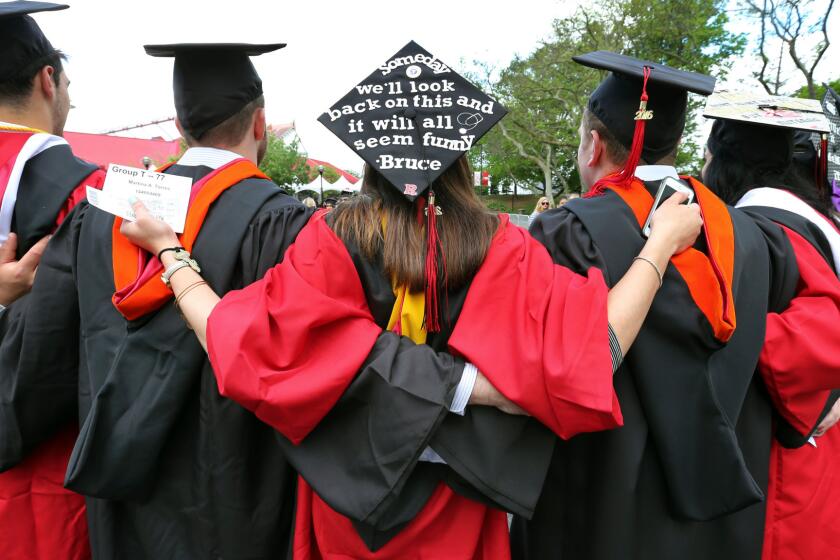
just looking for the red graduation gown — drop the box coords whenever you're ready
[759,226,840,560]
[0,128,104,560]
[208,212,620,559]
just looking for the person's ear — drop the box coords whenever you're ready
[587,129,604,168]
[253,107,266,141]
[38,66,56,100]
[174,118,186,138]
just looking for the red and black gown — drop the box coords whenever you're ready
[0,158,313,559]
[736,190,840,560]
[511,176,800,560]
[206,210,623,559]
[0,125,104,560]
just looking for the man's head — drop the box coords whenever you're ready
[0,3,71,135]
[572,51,715,188]
[177,95,268,163]
[146,43,285,165]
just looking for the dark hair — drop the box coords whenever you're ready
[582,107,629,165]
[328,155,498,292]
[0,50,65,106]
[184,95,265,147]
[581,107,677,166]
[704,141,832,218]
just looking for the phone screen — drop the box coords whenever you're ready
[655,185,679,211]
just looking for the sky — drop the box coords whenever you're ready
[42,0,571,172]
[38,0,838,172]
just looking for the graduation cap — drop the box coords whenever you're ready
[318,41,507,332]
[573,51,715,189]
[317,40,507,202]
[144,43,286,140]
[703,90,832,193]
[0,1,67,81]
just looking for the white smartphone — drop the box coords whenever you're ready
[642,177,695,237]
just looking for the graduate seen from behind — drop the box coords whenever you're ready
[0,42,317,559]
[512,52,803,560]
[121,40,702,559]
[0,2,106,560]
[701,94,840,560]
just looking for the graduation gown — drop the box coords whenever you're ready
[207,211,622,559]
[737,191,840,560]
[511,177,799,560]
[0,127,104,560]
[1,159,311,559]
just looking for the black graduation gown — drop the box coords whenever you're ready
[0,142,100,470]
[1,164,311,559]
[511,184,798,560]
[11,143,100,257]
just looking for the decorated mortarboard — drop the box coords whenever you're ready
[820,87,840,209]
[0,1,67,81]
[317,40,507,202]
[573,51,715,192]
[144,43,285,140]
[703,90,832,194]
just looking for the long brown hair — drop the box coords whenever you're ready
[329,155,498,293]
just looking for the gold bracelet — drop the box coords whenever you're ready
[174,280,207,310]
[633,256,663,288]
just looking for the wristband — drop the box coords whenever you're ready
[158,246,185,261]
[633,256,664,288]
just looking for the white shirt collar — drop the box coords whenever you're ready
[177,147,244,170]
[635,165,679,182]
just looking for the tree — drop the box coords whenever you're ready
[486,0,745,202]
[744,0,835,99]
[259,134,311,188]
[794,77,840,100]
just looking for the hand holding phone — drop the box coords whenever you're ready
[642,177,695,237]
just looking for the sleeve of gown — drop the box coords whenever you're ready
[0,205,84,471]
[449,214,621,440]
[759,226,840,436]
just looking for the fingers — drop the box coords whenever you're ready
[661,191,689,207]
[128,196,152,221]
[0,233,18,264]
[17,235,50,272]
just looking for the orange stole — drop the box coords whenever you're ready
[606,176,736,342]
[111,159,268,321]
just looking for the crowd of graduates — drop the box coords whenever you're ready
[1,2,839,559]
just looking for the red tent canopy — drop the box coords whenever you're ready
[64,131,182,169]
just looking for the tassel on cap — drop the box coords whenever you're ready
[587,66,653,198]
[819,133,829,194]
[422,191,444,332]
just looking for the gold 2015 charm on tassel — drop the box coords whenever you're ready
[635,99,654,121]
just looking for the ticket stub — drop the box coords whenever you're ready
[87,163,191,232]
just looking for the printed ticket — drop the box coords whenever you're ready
[87,163,191,233]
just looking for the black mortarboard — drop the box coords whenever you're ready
[574,51,716,165]
[318,40,507,201]
[0,1,67,81]
[144,43,285,140]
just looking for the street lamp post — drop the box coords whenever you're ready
[318,164,325,204]
[142,156,152,170]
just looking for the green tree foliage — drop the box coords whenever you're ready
[795,78,840,100]
[259,134,311,188]
[485,0,745,201]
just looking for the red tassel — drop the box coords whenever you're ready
[424,191,444,332]
[586,66,653,198]
[819,133,829,194]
